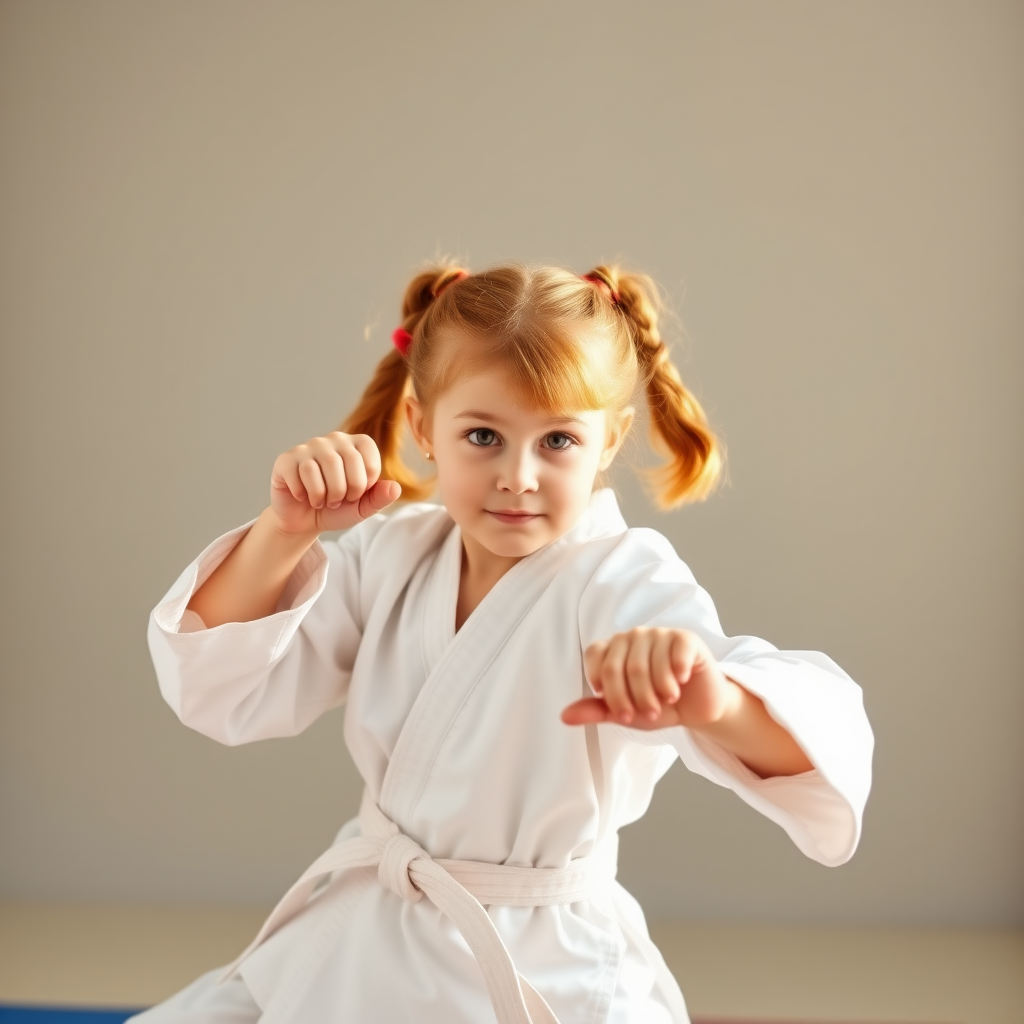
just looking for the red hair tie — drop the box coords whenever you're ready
[391,327,414,357]
[582,272,620,305]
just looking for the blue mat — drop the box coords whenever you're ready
[0,1008,144,1023]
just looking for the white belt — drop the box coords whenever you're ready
[219,789,618,1024]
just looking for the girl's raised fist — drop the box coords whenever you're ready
[561,627,736,731]
[269,431,401,536]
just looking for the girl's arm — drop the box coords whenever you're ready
[570,529,873,866]
[187,431,400,627]
[149,431,403,746]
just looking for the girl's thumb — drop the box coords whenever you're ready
[357,479,401,521]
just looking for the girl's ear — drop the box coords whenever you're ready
[599,406,635,471]
[405,395,432,457]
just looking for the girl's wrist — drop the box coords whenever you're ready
[717,677,747,723]
[688,677,747,737]
[256,507,321,551]
[689,676,814,778]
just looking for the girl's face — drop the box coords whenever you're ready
[406,367,632,566]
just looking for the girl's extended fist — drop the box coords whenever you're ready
[561,628,738,731]
[269,431,401,536]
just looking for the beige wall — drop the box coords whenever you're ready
[1,0,1021,925]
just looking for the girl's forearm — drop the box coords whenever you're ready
[693,679,814,779]
[186,508,319,628]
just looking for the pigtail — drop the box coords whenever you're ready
[589,265,723,508]
[340,264,469,502]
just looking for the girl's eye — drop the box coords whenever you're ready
[467,428,499,447]
[543,432,577,451]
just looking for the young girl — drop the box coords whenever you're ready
[141,263,873,1024]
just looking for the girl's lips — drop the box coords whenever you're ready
[487,510,541,524]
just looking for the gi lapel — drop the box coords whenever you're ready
[418,519,461,677]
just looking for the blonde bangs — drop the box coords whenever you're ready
[422,324,632,414]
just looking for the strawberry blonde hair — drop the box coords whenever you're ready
[342,261,722,508]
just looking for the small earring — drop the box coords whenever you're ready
[425,451,433,461]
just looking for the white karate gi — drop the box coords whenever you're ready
[141,489,873,1024]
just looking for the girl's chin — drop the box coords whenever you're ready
[483,538,548,559]
[471,528,552,560]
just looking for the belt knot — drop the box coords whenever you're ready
[378,832,426,902]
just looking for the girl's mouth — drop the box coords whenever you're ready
[487,510,541,524]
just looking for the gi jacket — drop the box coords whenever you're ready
[148,489,873,1024]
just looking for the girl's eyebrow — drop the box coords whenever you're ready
[454,409,587,427]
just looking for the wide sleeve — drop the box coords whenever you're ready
[146,516,382,746]
[577,528,874,867]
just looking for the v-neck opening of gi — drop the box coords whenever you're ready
[445,522,536,642]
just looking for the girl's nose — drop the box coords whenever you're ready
[497,447,539,493]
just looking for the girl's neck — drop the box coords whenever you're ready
[455,536,522,631]
[462,532,521,577]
